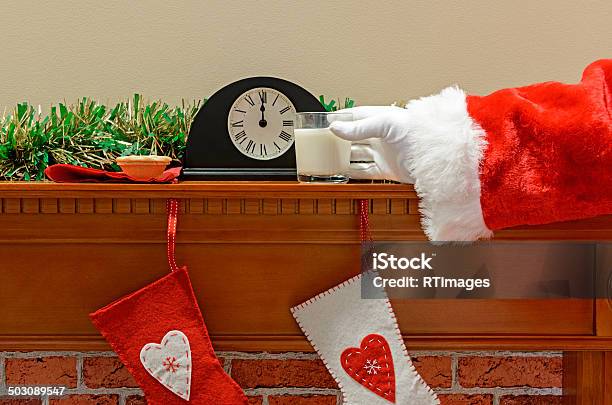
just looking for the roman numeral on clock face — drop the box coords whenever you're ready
[279,131,292,142]
[228,87,298,161]
[246,139,256,154]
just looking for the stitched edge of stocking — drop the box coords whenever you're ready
[291,272,440,405]
[385,298,440,404]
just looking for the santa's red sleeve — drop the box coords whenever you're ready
[405,59,612,241]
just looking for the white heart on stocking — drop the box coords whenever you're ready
[140,330,192,401]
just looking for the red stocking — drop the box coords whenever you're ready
[90,199,248,405]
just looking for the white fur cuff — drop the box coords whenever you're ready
[404,87,492,241]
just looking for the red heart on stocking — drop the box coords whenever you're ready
[340,334,396,403]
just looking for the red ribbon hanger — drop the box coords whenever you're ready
[166,198,181,272]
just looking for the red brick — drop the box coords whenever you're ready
[0,398,42,405]
[247,397,264,405]
[500,395,563,405]
[411,356,452,388]
[458,356,562,388]
[125,396,146,405]
[269,396,337,405]
[5,357,77,388]
[49,395,119,405]
[231,359,337,388]
[438,394,494,405]
[82,357,138,388]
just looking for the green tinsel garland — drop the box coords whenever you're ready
[0,94,355,181]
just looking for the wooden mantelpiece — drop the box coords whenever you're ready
[0,182,612,350]
[0,181,611,351]
[0,182,611,402]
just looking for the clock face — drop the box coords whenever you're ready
[227,87,297,160]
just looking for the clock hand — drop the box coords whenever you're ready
[259,98,267,128]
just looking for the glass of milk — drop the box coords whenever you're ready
[294,112,353,183]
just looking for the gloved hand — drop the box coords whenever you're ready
[329,106,415,183]
[330,87,491,241]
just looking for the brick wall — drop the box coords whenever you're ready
[0,351,562,405]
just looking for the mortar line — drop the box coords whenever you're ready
[2,351,117,359]
[2,350,562,358]
[76,354,84,389]
[0,354,5,394]
[223,357,232,375]
[452,351,562,358]
[409,350,563,358]
[243,387,341,396]
[216,351,320,360]
[451,354,459,390]
[79,352,118,358]
[433,387,562,395]
[50,388,142,395]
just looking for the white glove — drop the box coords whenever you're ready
[329,106,415,184]
[330,88,492,242]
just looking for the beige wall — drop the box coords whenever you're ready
[0,0,610,109]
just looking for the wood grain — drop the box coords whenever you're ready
[596,245,612,337]
[0,181,611,401]
[0,181,419,199]
[607,352,612,405]
[564,351,611,405]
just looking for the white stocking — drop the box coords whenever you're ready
[292,274,438,405]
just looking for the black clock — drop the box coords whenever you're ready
[182,77,325,180]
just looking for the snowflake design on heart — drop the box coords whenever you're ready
[162,356,181,373]
[363,359,382,375]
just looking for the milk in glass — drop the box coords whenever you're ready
[294,127,351,181]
